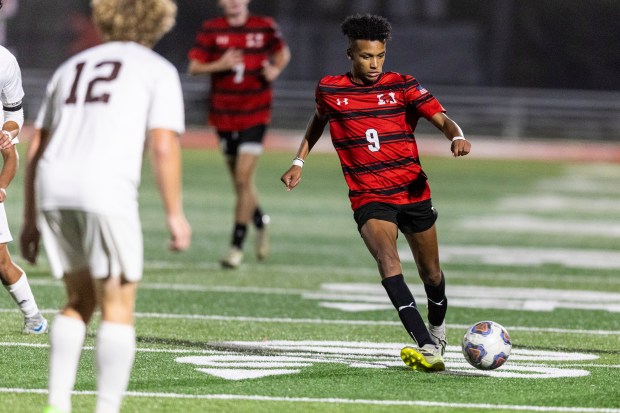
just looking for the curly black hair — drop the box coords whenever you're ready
[341,14,392,42]
[0,1,3,10]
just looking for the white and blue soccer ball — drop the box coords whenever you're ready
[462,320,512,370]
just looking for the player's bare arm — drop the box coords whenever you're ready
[429,112,471,157]
[188,48,243,76]
[262,45,291,83]
[19,128,48,264]
[148,129,192,252]
[280,110,327,191]
[0,139,18,202]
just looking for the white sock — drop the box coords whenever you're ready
[95,321,136,413]
[4,273,40,318]
[48,314,87,412]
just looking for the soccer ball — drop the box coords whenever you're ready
[462,320,512,370]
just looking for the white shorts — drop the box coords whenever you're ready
[0,203,13,244]
[39,209,143,281]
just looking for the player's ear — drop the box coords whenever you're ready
[346,48,352,60]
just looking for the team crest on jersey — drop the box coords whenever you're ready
[246,33,264,48]
[377,92,397,105]
[337,98,349,106]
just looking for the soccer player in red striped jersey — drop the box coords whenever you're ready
[281,14,471,372]
[188,0,290,268]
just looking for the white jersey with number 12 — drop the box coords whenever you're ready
[34,41,185,217]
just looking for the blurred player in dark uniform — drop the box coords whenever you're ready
[281,14,471,372]
[188,0,290,268]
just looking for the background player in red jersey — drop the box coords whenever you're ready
[188,0,290,268]
[281,14,471,372]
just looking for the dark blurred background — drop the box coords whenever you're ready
[3,0,620,139]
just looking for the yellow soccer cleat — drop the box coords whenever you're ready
[401,344,446,372]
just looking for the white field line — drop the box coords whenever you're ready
[26,269,620,294]
[2,308,617,336]
[461,215,620,238]
[0,342,223,354]
[559,364,620,369]
[497,195,620,213]
[132,314,620,336]
[123,262,620,285]
[1,387,619,413]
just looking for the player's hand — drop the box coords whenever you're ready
[262,60,281,83]
[0,130,16,150]
[167,213,191,252]
[451,137,471,157]
[280,166,302,191]
[219,48,243,70]
[19,223,41,264]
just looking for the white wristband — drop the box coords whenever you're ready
[292,157,304,168]
[451,136,465,142]
[1,130,18,145]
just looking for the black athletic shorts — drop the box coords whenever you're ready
[353,199,438,235]
[218,124,267,157]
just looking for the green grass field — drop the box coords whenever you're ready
[1,142,619,412]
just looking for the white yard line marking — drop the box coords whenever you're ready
[1,387,619,412]
[1,308,619,335]
[26,265,620,285]
[427,245,620,270]
[497,195,620,213]
[461,215,620,238]
[312,283,620,313]
[133,313,620,335]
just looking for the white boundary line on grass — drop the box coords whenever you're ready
[134,313,620,336]
[25,262,620,285]
[27,270,620,289]
[1,308,619,336]
[1,387,619,413]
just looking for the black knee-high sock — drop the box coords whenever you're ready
[253,207,265,229]
[424,271,448,327]
[382,274,433,347]
[232,223,247,248]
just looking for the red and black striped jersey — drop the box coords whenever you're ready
[316,72,445,210]
[188,15,286,131]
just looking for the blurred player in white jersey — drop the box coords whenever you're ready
[19,1,191,412]
[0,0,48,335]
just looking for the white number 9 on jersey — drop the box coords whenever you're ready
[365,128,380,152]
